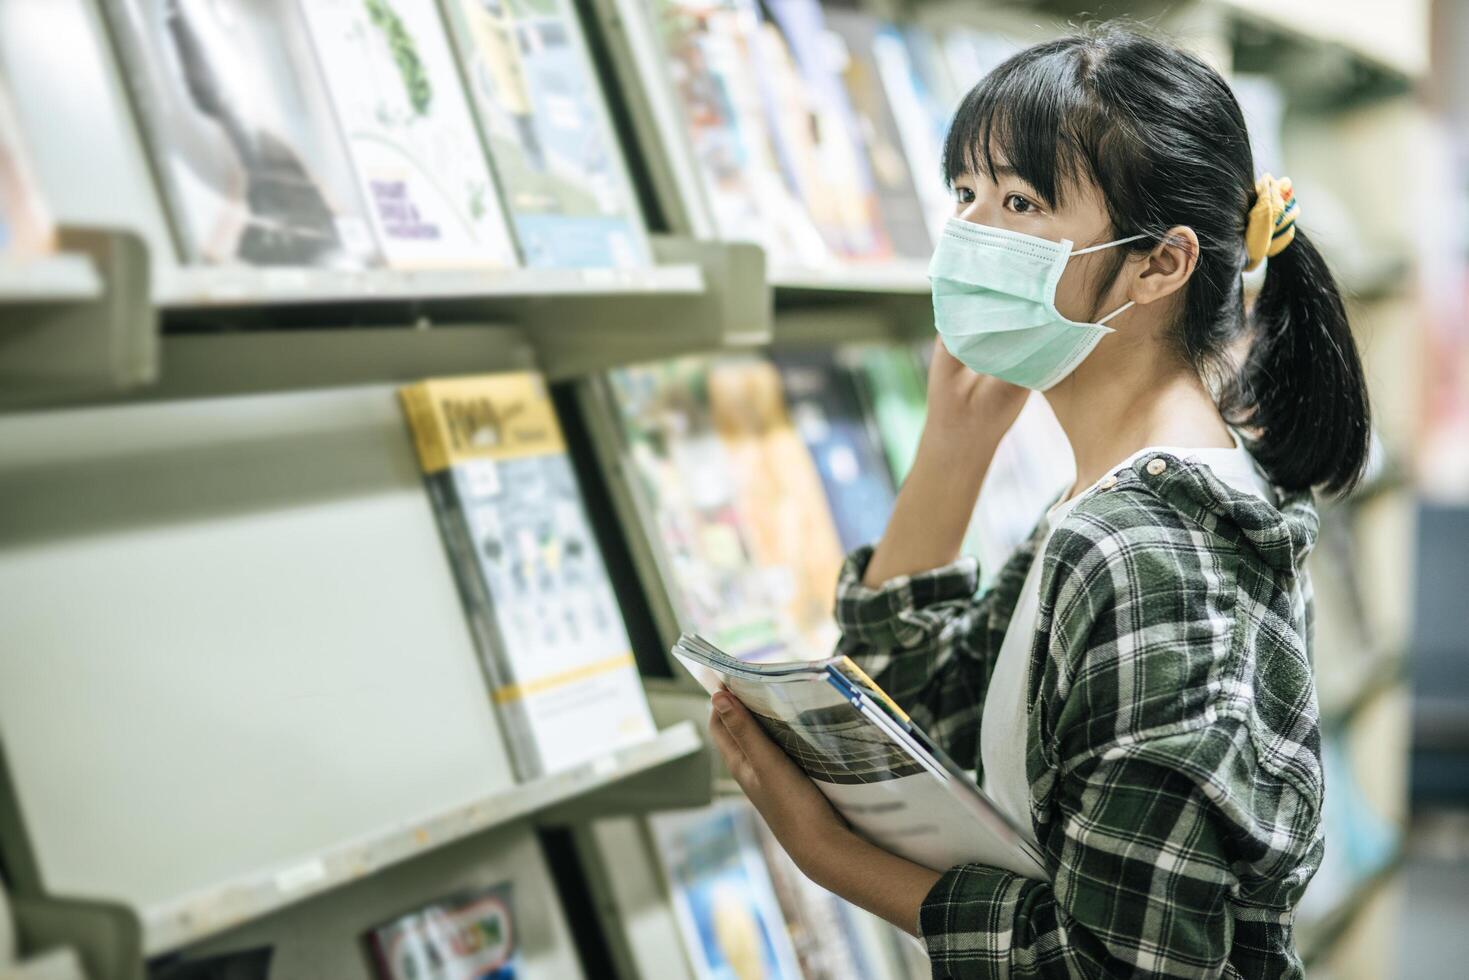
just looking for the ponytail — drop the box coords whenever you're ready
[1223,229,1373,496]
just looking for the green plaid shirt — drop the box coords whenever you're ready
[835,452,1324,979]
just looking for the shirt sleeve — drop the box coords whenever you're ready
[832,543,1028,768]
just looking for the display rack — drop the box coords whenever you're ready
[0,227,154,410]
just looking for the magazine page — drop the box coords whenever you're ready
[105,0,380,268]
[677,637,1046,879]
[649,802,804,980]
[442,0,650,269]
[301,0,518,269]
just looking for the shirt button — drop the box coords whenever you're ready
[1097,474,1118,490]
[1146,457,1168,476]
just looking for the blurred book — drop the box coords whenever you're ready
[105,0,381,267]
[854,345,928,487]
[757,0,890,262]
[0,76,52,258]
[401,373,655,780]
[649,801,804,980]
[301,0,517,269]
[971,393,1073,578]
[940,27,1018,94]
[366,882,518,980]
[707,357,845,657]
[651,0,827,266]
[872,26,960,241]
[442,0,650,269]
[822,9,933,260]
[603,360,797,662]
[773,348,897,553]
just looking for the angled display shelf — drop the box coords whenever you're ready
[136,722,703,955]
[0,227,155,410]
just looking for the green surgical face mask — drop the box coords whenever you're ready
[928,217,1146,390]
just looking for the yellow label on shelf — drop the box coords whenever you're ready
[399,373,565,473]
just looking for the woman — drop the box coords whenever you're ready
[708,24,1367,978]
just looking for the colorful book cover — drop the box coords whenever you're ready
[854,345,929,487]
[0,76,52,258]
[367,883,518,980]
[706,357,845,658]
[773,349,896,553]
[105,0,381,268]
[301,0,517,269]
[442,0,650,268]
[605,361,796,662]
[652,0,827,267]
[401,373,655,780]
[871,25,959,243]
[756,0,890,262]
[649,803,804,980]
[819,10,932,260]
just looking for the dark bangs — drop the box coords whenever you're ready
[942,39,1122,211]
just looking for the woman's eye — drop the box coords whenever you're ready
[954,187,975,205]
[1004,193,1037,214]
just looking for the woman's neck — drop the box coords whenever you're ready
[1045,351,1234,500]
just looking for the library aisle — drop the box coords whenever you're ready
[0,1,1465,978]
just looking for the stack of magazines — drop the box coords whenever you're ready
[673,633,1046,879]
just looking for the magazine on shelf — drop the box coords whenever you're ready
[603,362,797,662]
[822,9,934,260]
[675,633,1047,879]
[401,373,655,781]
[300,0,518,269]
[366,882,519,980]
[649,0,827,266]
[105,0,381,268]
[870,25,958,242]
[757,0,890,262]
[706,357,846,657]
[649,801,804,980]
[773,349,897,554]
[0,76,52,258]
[441,0,649,269]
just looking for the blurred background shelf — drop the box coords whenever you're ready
[0,253,101,304]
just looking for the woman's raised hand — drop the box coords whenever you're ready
[923,341,1029,448]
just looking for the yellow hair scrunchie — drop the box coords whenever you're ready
[1244,173,1299,271]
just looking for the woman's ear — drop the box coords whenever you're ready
[1130,226,1199,305]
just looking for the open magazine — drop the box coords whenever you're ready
[674,634,1047,880]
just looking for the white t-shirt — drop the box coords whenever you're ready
[978,440,1276,844]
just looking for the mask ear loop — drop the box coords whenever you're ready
[1071,233,1148,327]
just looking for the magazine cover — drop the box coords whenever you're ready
[442,0,649,268]
[105,0,380,268]
[869,24,957,244]
[652,0,827,267]
[649,802,804,980]
[301,0,518,269]
[367,882,518,980]
[401,374,656,780]
[819,10,932,260]
[675,634,1047,879]
[707,358,844,658]
[774,349,896,553]
[756,0,890,262]
[604,362,797,662]
[0,76,52,258]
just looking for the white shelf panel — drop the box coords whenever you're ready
[772,259,931,296]
[141,721,702,955]
[0,253,103,305]
[156,263,705,309]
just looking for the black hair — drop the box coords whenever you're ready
[943,24,1371,495]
